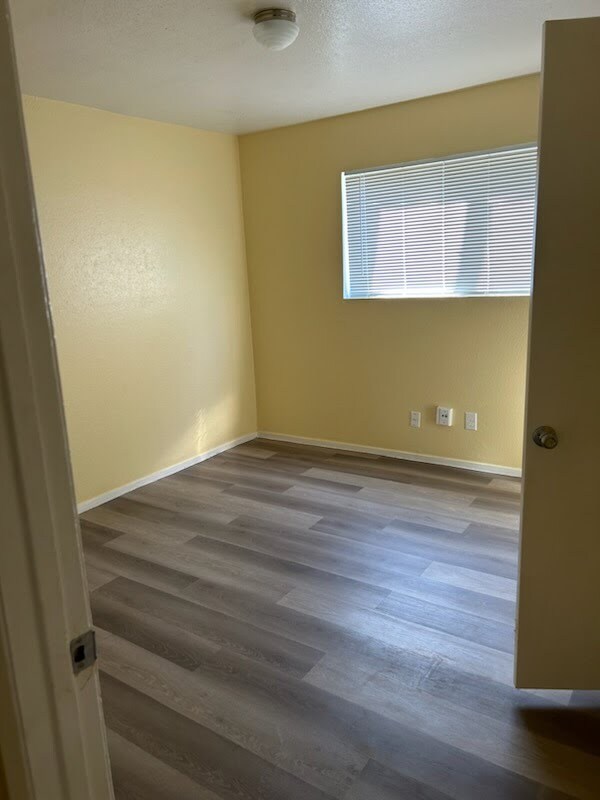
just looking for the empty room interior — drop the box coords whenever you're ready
[4,1,600,799]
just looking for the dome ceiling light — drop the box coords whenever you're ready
[253,8,299,51]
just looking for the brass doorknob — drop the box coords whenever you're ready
[532,426,558,449]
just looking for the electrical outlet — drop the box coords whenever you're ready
[436,406,453,426]
[410,410,421,428]
[465,411,478,431]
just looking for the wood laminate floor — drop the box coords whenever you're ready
[81,439,600,800]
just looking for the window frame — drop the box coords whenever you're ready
[341,142,538,301]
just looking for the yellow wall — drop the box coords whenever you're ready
[23,96,256,503]
[23,76,539,503]
[239,76,539,469]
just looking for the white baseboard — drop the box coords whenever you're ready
[77,429,520,514]
[77,432,258,513]
[257,431,522,478]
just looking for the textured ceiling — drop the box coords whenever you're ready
[10,0,600,134]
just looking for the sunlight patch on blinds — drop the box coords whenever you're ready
[342,145,537,299]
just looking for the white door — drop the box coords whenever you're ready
[516,16,600,689]
[0,1,114,797]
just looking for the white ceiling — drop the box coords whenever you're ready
[11,0,600,134]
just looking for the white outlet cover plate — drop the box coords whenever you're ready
[465,411,478,431]
[410,411,421,428]
[436,406,453,426]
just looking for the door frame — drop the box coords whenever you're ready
[0,2,114,797]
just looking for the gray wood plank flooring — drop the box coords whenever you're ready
[81,438,600,799]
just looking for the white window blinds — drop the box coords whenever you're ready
[342,145,537,299]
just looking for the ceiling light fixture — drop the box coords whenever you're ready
[253,8,299,51]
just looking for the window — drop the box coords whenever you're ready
[342,145,537,299]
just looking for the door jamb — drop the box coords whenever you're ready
[0,2,114,797]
